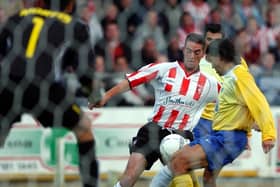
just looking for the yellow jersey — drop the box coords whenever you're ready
[212,64,276,141]
[200,57,223,120]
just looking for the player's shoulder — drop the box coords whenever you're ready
[158,61,182,72]
[146,61,179,69]
[234,64,255,82]
[200,71,217,82]
[5,11,23,24]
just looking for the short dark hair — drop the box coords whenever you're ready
[204,23,225,38]
[43,0,75,11]
[206,38,239,64]
[184,33,205,49]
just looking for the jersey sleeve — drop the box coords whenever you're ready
[126,62,163,88]
[205,74,221,103]
[236,68,276,141]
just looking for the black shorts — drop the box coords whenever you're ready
[0,81,81,130]
[129,122,193,170]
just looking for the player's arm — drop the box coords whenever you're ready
[88,62,162,109]
[236,69,276,152]
[88,79,130,109]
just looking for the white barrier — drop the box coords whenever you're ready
[0,107,279,179]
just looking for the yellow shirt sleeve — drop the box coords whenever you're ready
[200,57,222,120]
[236,67,276,141]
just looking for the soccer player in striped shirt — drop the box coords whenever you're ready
[170,38,276,187]
[88,33,221,187]
[150,23,225,187]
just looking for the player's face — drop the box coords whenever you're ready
[206,55,224,75]
[205,31,223,49]
[183,41,204,71]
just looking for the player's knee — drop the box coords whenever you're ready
[73,114,94,141]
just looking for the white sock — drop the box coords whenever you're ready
[114,181,122,187]
[149,165,173,187]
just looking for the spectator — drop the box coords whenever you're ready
[265,7,280,51]
[95,21,132,71]
[114,0,136,41]
[176,11,201,49]
[234,0,264,29]
[261,0,280,26]
[132,10,167,53]
[0,8,7,25]
[217,0,245,32]
[182,0,210,30]
[270,32,280,64]
[256,52,280,105]
[167,36,183,61]
[80,0,103,46]
[243,16,268,65]
[136,0,159,22]
[205,7,236,37]
[160,0,183,40]
[100,3,119,31]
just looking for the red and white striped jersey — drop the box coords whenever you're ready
[126,61,221,131]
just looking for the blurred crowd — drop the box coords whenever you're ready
[1,0,280,106]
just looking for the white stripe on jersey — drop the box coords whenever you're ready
[126,61,220,131]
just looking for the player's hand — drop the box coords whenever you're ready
[262,139,275,153]
[88,97,106,109]
[88,91,106,109]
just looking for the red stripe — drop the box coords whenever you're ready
[147,62,159,67]
[127,63,158,79]
[165,67,177,92]
[217,83,221,93]
[178,114,189,130]
[164,110,179,128]
[127,71,138,78]
[130,71,158,88]
[153,106,165,123]
[193,74,207,100]
[179,78,190,95]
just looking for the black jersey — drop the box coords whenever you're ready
[0,8,94,96]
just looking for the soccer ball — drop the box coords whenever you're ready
[160,134,189,164]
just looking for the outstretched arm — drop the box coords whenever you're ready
[88,79,130,109]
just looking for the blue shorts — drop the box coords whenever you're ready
[193,118,213,139]
[189,130,247,171]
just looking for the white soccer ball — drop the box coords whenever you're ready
[160,134,189,165]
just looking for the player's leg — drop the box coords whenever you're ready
[0,87,20,147]
[72,110,98,187]
[115,122,164,187]
[170,144,208,176]
[37,82,98,187]
[169,173,194,187]
[166,144,205,187]
[149,165,173,187]
[170,118,213,187]
[190,170,201,187]
[150,166,199,187]
[38,103,98,187]
[202,168,221,187]
[114,152,147,187]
